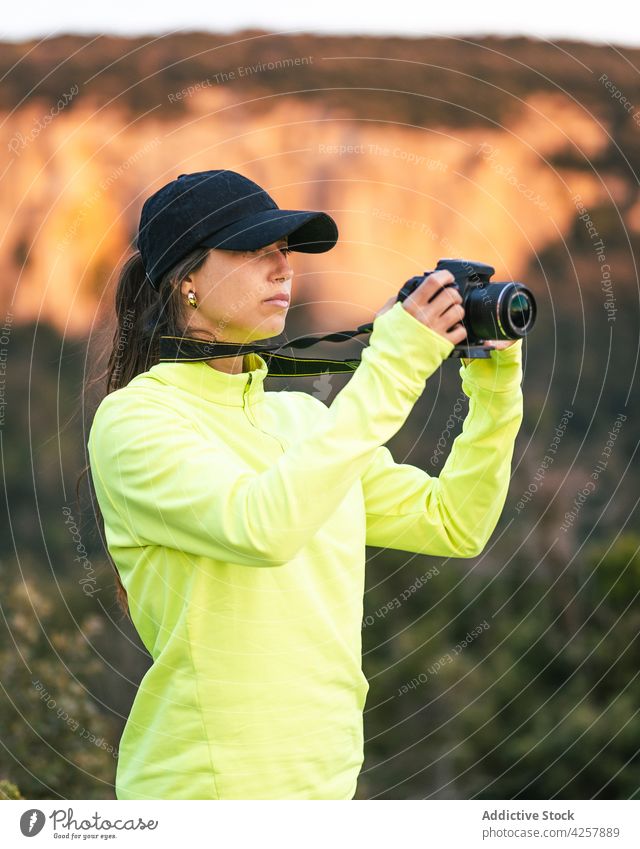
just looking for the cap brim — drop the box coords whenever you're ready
[198,208,338,253]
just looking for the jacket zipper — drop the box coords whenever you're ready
[242,372,254,421]
[242,372,287,452]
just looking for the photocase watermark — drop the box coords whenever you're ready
[318,142,448,171]
[20,807,159,838]
[397,619,490,695]
[429,393,467,467]
[560,412,626,533]
[371,206,439,240]
[362,566,440,630]
[61,507,101,596]
[572,192,616,322]
[32,679,118,759]
[515,408,573,513]
[311,372,333,401]
[475,142,550,212]
[167,56,314,101]
[101,137,162,192]
[8,84,79,156]
[369,208,471,268]
[0,311,13,429]
[23,808,158,836]
[214,277,274,335]
[110,307,136,385]
[599,73,640,126]
[57,137,162,252]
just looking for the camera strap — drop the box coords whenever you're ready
[158,320,376,377]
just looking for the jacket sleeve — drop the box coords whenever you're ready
[362,339,524,557]
[87,301,455,568]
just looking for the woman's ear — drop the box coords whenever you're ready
[180,275,193,297]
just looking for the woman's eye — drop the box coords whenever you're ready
[242,245,290,258]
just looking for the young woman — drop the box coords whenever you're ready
[84,169,524,800]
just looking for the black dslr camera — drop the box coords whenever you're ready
[396,258,537,359]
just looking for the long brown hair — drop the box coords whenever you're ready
[75,246,212,618]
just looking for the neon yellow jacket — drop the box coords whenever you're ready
[87,300,523,800]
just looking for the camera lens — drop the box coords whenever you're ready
[502,285,536,336]
[509,291,531,329]
[503,286,536,336]
[465,282,537,340]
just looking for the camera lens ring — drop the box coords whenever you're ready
[495,284,535,338]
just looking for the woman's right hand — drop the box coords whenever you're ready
[401,270,468,346]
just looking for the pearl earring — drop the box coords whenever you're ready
[187,290,198,309]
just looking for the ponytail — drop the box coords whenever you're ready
[76,245,211,618]
[106,252,157,392]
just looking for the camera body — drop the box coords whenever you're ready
[396,258,537,359]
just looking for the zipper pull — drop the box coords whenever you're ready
[243,372,253,403]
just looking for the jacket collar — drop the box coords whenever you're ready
[144,352,269,406]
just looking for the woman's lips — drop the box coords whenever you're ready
[263,298,289,308]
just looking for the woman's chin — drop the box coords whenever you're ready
[263,311,288,330]
[248,314,288,341]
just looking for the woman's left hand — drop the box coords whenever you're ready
[481,339,518,351]
[462,339,518,366]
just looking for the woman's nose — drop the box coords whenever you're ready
[273,252,293,282]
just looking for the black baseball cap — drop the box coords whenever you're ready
[137,169,339,289]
